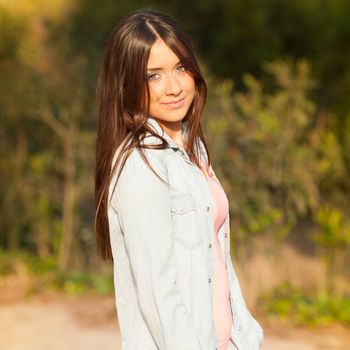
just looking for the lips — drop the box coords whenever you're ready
[161,97,185,109]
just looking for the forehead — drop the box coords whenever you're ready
[147,39,180,68]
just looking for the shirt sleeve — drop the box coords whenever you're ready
[227,257,264,349]
[111,149,211,350]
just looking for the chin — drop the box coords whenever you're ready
[153,112,186,124]
[169,108,191,120]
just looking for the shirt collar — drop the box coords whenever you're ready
[144,116,207,166]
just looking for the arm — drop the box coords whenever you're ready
[112,149,207,350]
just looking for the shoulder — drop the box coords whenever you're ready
[124,147,167,177]
[111,143,170,190]
[109,146,170,210]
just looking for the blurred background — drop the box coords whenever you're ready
[1,0,350,349]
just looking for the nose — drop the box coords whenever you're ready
[165,74,183,96]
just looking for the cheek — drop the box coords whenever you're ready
[185,76,196,95]
[149,85,162,109]
[148,90,156,112]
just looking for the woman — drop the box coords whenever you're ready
[95,8,264,350]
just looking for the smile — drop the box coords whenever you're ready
[162,97,186,109]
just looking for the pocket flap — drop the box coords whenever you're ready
[170,192,196,215]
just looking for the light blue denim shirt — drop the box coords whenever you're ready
[108,117,264,350]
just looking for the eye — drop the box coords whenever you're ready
[176,64,186,72]
[147,73,159,81]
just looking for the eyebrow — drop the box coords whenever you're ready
[147,60,182,71]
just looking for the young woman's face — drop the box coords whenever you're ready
[146,39,195,127]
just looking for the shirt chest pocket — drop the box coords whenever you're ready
[170,192,202,249]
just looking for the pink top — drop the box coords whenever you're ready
[200,163,236,350]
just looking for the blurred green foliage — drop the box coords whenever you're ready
[203,60,341,245]
[314,206,350,249]
[260,282,350,326]
[0,250,114,296]
[312,206,350,294]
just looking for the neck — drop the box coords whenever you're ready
[152,118,184,147]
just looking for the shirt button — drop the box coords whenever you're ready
[208,278,211,283]
[206,206,210,212]
[208,243,212,249]
[178,207,183,212]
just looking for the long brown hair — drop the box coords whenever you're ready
[95,8,211,260]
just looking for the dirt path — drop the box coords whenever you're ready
[0,294,349,350]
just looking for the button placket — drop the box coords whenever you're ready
[190,143,216,290]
